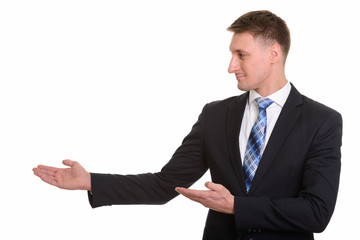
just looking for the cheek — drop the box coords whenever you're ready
[250,59,268,77]
[241,61,251,73]
[242,61,256,76]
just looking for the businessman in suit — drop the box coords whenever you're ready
[33,10,342,240]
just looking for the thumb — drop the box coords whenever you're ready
[62,159,76,167]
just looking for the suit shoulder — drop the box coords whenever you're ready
[302,95,342,121]
[205,93,247,110]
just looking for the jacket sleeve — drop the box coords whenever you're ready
[234,111,342,233]
[88,105,209,208]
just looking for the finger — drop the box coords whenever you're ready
[33,168,56,178]
[36,165,58,173]
[62,159,76,167]
[33,168,58,186]
[205,181,224,191]
[40,174,59,187]
[183,195,204,204]
[175,187,186,194]
[176,187,210,198]
[32,168,41,177]
[176,188,205,203]
[175,187,197,196]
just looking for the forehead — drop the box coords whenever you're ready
[229,32,267,52]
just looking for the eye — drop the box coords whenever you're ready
[238,52,245,58]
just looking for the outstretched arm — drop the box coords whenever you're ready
[33,159,91,191]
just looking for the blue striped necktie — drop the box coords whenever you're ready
[243,97,274,192]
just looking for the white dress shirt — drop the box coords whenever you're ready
[239,82,292,161]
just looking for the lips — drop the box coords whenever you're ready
[236,73,247,80]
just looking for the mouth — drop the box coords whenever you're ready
[235,73,247,80]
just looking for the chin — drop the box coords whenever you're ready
[237,83,251,92]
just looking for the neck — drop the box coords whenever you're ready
[256,75,287,97]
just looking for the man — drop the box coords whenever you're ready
[33,10,342,240]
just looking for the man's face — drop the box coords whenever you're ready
[228,32,273,94]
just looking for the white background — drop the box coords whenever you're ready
[0,0,358,239]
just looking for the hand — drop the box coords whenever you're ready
[175,182,234,214]
[33,159,91,191]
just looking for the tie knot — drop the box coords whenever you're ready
[255,97,274,110]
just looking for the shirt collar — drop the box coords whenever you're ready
[248,81,291,108]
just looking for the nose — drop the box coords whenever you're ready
[228,54,240,74]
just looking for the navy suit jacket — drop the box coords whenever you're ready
[88,84,342,240]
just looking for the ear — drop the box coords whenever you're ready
[270,43,281,63]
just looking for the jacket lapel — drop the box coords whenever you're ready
[248,84,304,194]
[226,92,248,195]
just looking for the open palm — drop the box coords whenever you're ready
[33,159,91,191]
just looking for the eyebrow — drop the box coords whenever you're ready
[230,48,250,55]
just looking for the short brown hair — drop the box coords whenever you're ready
[228,10,291,60]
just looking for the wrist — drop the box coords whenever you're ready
[83,172,92,191]
[227,195,235,214]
